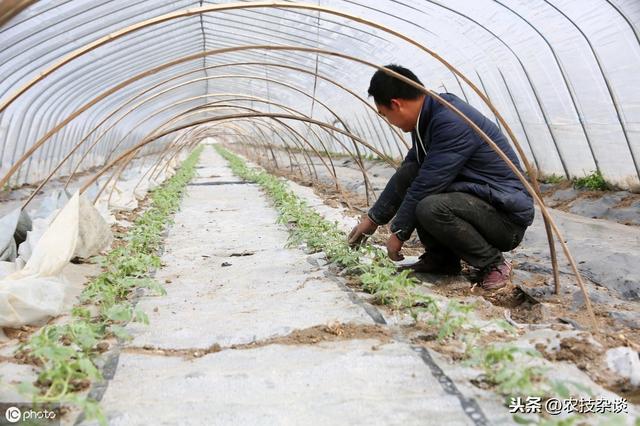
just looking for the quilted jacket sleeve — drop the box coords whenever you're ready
[390,117,480,241]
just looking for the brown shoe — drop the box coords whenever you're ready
[398,252,462,275]
[479,260,512,290]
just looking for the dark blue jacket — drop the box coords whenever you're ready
[368,93,534,241]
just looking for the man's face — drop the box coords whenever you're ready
[376,99,415,132]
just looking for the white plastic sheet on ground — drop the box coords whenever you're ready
[0,191,112,328]
[0,207,21,262]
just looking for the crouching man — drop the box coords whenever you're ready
[348,65,534,290]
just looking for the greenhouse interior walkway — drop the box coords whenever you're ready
[84,146,493,425]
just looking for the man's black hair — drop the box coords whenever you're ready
[367,64,424,107]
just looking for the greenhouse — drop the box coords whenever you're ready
[0,1,639,424]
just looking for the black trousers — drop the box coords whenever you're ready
[395,162,526,269]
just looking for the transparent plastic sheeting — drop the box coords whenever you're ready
[0,0,639,189]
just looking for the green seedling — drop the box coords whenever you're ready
[217,146,440,323]
[16,146,203,424]
[218,146,622,426]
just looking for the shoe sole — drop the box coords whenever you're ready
[480,281,508,291]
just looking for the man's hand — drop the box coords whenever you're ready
[348,216,378,247]
[386,233,404,261]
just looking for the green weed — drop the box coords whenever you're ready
[572,170,610,191]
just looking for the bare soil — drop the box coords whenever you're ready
[536,336,603,370]
[2,324,38,342]
[123,323,392,360]
[257,322,391,346]
[614,193,640,208]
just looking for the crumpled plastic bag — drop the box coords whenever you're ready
[0,191,112,328]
